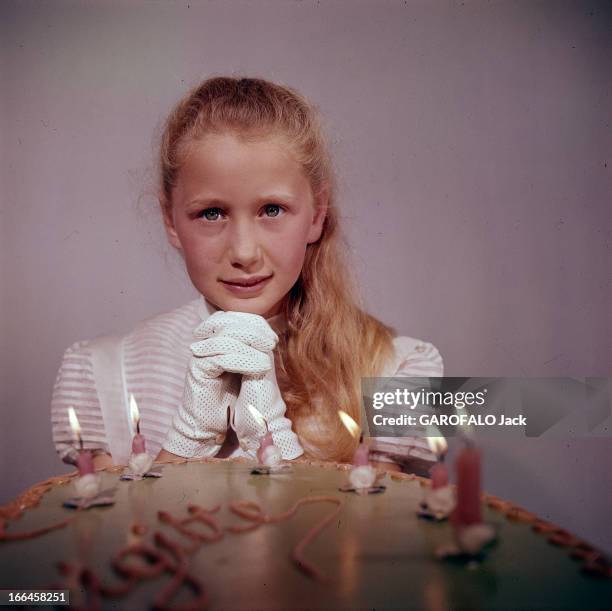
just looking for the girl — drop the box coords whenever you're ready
[51,76,443,474]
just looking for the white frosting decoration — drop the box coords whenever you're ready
[128,452,154,476]
[425,486,456,516]
[260,444,283,467]
[74,473,102,499]
[349,465,377,490]
[456,523,496,555]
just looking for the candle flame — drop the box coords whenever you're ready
[68,406,82,444]
[427,436,448,456]
[338,410,360,440]
[130,394,140,426]
[246,404,267,430]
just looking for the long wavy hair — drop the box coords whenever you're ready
[158,76,395,461]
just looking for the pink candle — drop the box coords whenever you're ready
[77,450,94,476]
[452,444,482,527]
[129,394,147,454]
[132,433,146,454]
[256,431,274,463]
[430,461,449,489]
[352,440,369,467]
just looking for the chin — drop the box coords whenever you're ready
[212,294,281,318]
[219,300,268,316]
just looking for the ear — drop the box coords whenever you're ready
[307,183,329,244]
[160,197,183,250]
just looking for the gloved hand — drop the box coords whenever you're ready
[162,310,268,458]
[190,311,278,374]
[194,311,303,460]
[162,311,303,460]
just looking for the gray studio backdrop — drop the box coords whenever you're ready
[1,1,611,552]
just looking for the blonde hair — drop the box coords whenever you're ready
[158,76,395,461]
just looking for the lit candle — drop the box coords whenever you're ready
[130,394,146,454]
[338,410,369,465]
[352,435,370,467]
[338,410,376,490]
[68,407,94,476]
[126,394,156,478]
[442,440,496,556]
[257,430,275,458]
[66,407,103,502]
[452,441,482,527]
[420,435,455,519]
[427,436,448,489]
[247,404,282,467]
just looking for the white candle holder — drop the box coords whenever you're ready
[435,522,498,564]
[64,407,115,509]
[121,454,163,481]
[121,396,163,481]
[247,404,292,475]
[418,485,456,521]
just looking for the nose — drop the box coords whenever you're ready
[227,219,262,270]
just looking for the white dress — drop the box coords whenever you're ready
[50,298,444,466]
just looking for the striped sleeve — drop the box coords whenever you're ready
[368,337,444,471]
[50,341,110,464]
[122,304,197,458]
[392,337,444,378]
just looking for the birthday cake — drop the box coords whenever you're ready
[0,458,610,610]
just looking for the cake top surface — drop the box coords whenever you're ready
[0,458,610,609]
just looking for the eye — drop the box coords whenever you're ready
[262,204,284,218]
[198,207,224,221]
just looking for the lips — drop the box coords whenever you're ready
[220,275,273,297]
[221,275,272,287]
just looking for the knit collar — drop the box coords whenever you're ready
[196,297,288,335]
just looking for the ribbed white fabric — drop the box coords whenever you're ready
[163,311,303,460]
[371,337,445,464]
[90,334,132,466]
[51,298,444,466]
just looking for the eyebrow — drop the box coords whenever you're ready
[186,193,296,208]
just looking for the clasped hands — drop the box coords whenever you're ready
[162,310,303,460]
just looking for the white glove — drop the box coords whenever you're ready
[162,311,303,460]
[161,312,255,458]
[197,311,303,460]
[190,311,277,371]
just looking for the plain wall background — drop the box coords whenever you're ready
[1,1,611,552]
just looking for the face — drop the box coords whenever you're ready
[164,132,327,318]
